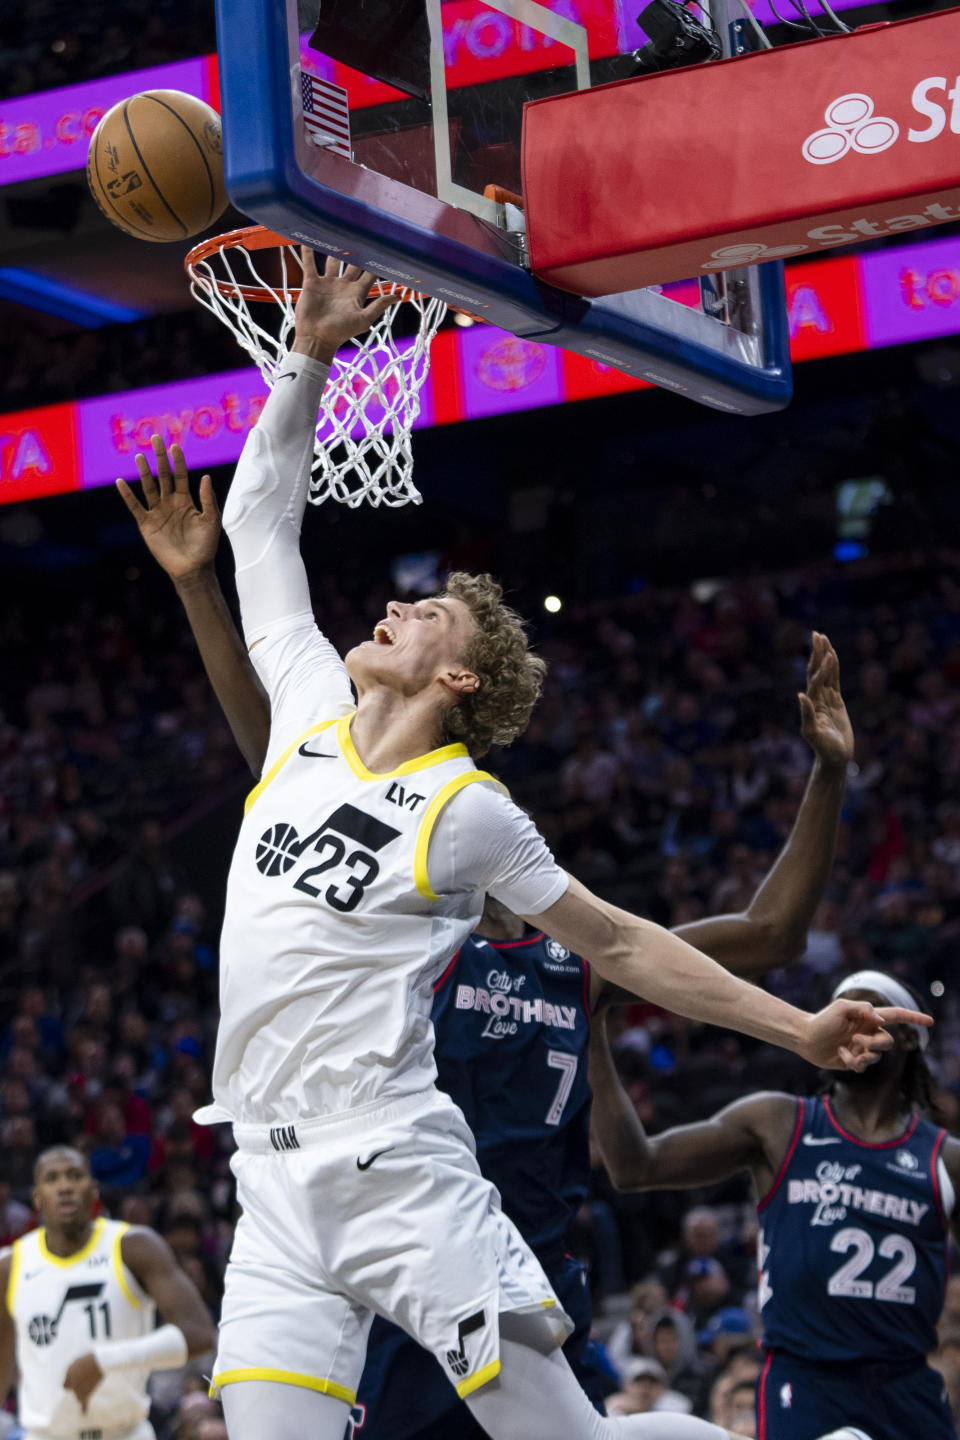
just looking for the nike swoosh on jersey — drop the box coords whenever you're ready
[801,1135,842,1146]
[356,1147,395,1171]
[276,371,297,383]
[298,744,336,759]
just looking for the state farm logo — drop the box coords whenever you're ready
[702,241,809,269]
[803,93,899,165]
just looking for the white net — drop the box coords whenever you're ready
[186,234,447,507]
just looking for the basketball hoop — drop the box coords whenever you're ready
[184,225,447,507]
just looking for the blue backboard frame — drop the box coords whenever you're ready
[214,0,792,416]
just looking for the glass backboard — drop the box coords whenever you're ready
[214,0,792,414]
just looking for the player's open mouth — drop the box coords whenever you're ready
[373,624,397,646]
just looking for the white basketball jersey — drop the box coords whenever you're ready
[8,1217,156,1437]
[198,712,504,1125]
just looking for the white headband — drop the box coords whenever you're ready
[832,970,928,1050]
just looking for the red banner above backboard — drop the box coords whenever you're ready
[524,8,960,292]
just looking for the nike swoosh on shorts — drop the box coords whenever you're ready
[357,1147,395,1171]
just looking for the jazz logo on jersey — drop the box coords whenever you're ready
[255,804,401,914]
[445,1310,485,1379]
[29,1282,109,1347]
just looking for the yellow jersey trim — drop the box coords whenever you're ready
[111,1223,141,1310]
[456,1358,501,1399]
[6,1239,23,1314]
[244,718,340,815]
[211,1369,356,1405]
[413,770,503,903]
[337,714,470,781]
[38,1217,105,1269]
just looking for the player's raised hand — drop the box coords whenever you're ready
[798,631,854,770]
[63,1351,105,1411]
[801,999,933,1071]
[116,434,220,583]
[293,248,398,359]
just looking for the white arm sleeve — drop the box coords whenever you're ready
[93,1323,189,1374]
[222,352,355,756]
[429,785,569,915]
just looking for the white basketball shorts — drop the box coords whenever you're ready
[211,1087,571,1410]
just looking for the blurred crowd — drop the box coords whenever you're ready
[1,546,960,1432]
[0,0,213,100]
[0,312,244,415]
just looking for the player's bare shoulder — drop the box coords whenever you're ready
[734,1090,800,1143]
[727,1090,803,1191]
[119,1225,177,1275]
[940,1132,960,1179]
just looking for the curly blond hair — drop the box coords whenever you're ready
[439,571,546,758]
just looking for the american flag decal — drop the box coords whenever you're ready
[300,71,351,158]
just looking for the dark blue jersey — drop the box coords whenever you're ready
[431,929,593,1259]
[758,1094,949,1363]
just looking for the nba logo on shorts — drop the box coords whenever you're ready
[780,1382,793,1409]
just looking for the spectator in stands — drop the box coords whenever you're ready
[605,1278,669,1377]
[646,1308,704,1406]
[606,1357,692,1415]
[88,1099,152,1195]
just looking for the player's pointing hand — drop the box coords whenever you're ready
[802,999,933,1071]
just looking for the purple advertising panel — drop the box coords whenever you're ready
[78,369,267,487]
[456,326,563,421]
[618,0,891,49]
[0,57,212,187]
[0,228,953,512]
[861,235,960,350]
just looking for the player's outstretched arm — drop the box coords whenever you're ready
[524,874,931,1070]
[673,631,852,978]
[222,250,395,652]
[587,1010,793,1192]
[63,1228,215,1411]
[117,435,271,777]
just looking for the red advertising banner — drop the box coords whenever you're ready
[523,7,960,292]
[785,255,867,362]
[0,403,80,504]
[3,234,957,508]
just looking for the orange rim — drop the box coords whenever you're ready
[185,223,429,306]
[185,223,484,320]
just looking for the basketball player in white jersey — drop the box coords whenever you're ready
[0,1146,214,1440]
[120,252,928,1440]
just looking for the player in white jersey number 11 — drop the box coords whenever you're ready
[0,1146,214,1440]
[122,251,930,1440]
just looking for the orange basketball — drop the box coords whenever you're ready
[86,90,228,243]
